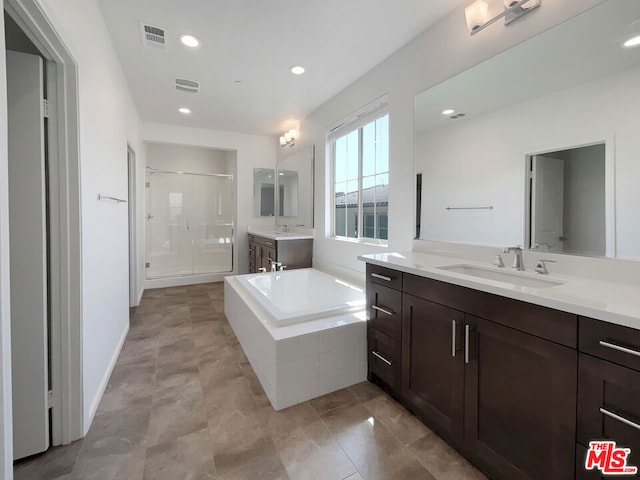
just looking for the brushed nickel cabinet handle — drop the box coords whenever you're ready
[600,408,640,432]
[372,305,394,316]
[371,272,392,282]
[266,241,273,247]
[599,340,640,358]
[452,320,457,358]
[465,324,470,364]
[372,351,392,366]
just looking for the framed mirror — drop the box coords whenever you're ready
[253,168,275,217]
[276,145,314,227]
[414,0,640,260]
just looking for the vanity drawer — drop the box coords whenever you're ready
[368,327,401,392]
[579,317,640,371]
[367,283,402,341]
[367,264,402,291]
[249,234,276,249]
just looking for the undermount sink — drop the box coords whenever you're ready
[438,264,564,289]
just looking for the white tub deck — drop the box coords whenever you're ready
[224,269,367,410]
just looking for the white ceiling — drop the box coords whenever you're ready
[97,0,467,136]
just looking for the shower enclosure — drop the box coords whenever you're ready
[145,168,234,279]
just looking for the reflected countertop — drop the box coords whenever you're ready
[358,251,640,330]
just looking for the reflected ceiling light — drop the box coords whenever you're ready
[279,128,298,147]
[442,109,455,115]
[178,107,191,114]
[465,0,540,36]
[290,66,305,75]
[179,34,200,48]
[623,35,640,48]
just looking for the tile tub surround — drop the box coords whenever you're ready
[225,273,368,410]
[14,282,487,480]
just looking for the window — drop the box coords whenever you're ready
[331,102,389,242]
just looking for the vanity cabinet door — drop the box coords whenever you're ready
[464,315,577,480]
[577,353,640,479]
[401,294,464,446]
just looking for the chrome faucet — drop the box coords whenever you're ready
[502,246,525,271]
[280,225,290,234]
[534,259,556,275]
[271,261,282,272]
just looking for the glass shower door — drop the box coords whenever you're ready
[146,171,233,279]
[192,174,233,274]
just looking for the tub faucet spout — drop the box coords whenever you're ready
[271,261,282,272]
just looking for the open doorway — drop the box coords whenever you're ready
[127,145,137,312]
[3,0,83,464]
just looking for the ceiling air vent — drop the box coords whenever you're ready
[175,78,200,94]
[449,113,466,120]
[140,23,166,49]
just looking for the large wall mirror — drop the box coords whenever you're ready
[253,168,275,217]
[414,0,640,261]
[276,145,314,227]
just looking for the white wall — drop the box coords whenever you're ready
[146,142,231,174]
[0,4,14,478]
[280,0,605,282]
[141,122,277,275]
[36,0,144,432]
[416,66,640,259]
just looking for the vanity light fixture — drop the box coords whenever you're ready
[623,35,640,48]
[179,34,200,48]
[279,129,298,147]
[465,0,540,36]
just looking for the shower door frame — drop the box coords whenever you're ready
[145,167,235,280]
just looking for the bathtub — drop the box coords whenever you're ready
[236,268,366,326]
[224,268,368,410]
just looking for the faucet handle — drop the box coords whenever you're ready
[493,254,505,268]
[534,259,556,275]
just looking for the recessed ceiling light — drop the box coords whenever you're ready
[178,107,191,114]
[623,34,640,48]
[179,34,200,48]
[442,109,455,115]
[234,80,243,85]
[291,66,305,75]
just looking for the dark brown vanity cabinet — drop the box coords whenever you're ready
[402,293,464,445]
[248,234,312,273]
[366,264,403,395]
[366,265,582,480]
[576,318,640,479]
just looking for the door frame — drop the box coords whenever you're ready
[4,0,83,447]
[127,145,137,307]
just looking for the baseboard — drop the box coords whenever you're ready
[83,323,129,435]
[137,286,144,306]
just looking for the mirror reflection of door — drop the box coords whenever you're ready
[260,184,274,216]
[528,144,605,256]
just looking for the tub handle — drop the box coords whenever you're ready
[372,305,395,316]
[258,268,267,273]
[371,272,392,282]
[372,351,392,366]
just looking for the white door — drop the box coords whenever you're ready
[7,50,50,459]
[531,155,565,253]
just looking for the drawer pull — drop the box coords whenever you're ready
[371,272,392,282]
[600,408,640,432]
[266,241,273,247]
[452,320,457,358]
[372,351,392,366]
[599,340,640,358]
[465,324,470,364]
[372,305,395,316]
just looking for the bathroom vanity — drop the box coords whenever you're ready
[248,231,312,273]
[361,253,640,480]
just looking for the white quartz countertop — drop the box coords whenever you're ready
[358,252,640,331]
[248,228,313,241]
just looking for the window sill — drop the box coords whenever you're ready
[329,236,388,248]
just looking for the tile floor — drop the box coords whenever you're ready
[14,282,488,480]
